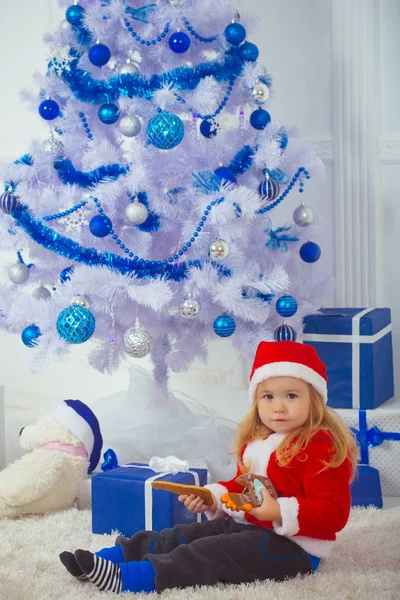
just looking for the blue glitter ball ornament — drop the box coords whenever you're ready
[98,103,119,124]
[89,214,112,237]
[169,31,191,53]
[276,295,298,318]
[213,314,236,338]
[238,41,259,62]
[57,305,95,344]
[274,323,297,342]
[214,166,237,184]
[224,22,246,45]
[259,177,280,202]
[200,119,218,138]
[66,4,85,26]
[250,108,271,130]
[300,241,321,263]
[60,266,74,284]
[38,99,60,121]
[21,325,42,348]
[89,43,111,67]
[147,111,184,150]
[0,190,19,214]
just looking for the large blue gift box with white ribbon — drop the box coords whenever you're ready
[92,462,208,537]
[303,308,394,409]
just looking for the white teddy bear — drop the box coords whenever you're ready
[0,399,103,518]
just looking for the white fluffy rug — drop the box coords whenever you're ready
[1,507,400,600]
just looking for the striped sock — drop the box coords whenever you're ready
[75,550,122,593]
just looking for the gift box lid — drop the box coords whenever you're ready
[94,462,207,485]
[303,308,391,337]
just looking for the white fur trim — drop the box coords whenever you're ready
[204,483,228,520]
[273,497,300,537]
[287,536,335,559]
[249,362,327,404]
[52,403,94,456]
[243,433,286,475]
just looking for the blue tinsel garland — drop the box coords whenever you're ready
[53,158,130,187]
[11,205,232,282]
[60,51,244,105]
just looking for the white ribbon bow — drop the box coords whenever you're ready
[149,455,190,475]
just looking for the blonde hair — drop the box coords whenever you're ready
[234,383,359,480]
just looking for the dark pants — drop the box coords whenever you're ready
[117,517,312,592]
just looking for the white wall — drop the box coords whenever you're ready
[0,0,398,424]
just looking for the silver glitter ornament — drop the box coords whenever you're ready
[8,262,30,284]
[41,133,64,157]
[293,203,314,227]
[125,199,149,225]
[251,80,270,105]
[124,318,152,358]
[32,286,51,300]
[119,59,140,75]
[119,115,142,137]
[209,236,230,261]
[180,293,201,318]
[72,295,90,308]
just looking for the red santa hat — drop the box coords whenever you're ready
[249,341,328,404]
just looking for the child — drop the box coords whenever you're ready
[60,341,358,594]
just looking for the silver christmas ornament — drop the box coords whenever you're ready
[119,59,140,75]
[8,262,30,284]
[209,236,230,262]
[41,133,64,157]
[293,203,314,227]
[124,318,153,358]
[125,199,149,225]
[251,81,270,105]
[33,286,51,300]
[180,294,201,318]
[119,115,142,137]
[169,0,188,6]
[72,295,90,308]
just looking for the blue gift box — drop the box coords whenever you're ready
[350,465,383,509]
[303,308,394,409]
[92,462,208,537]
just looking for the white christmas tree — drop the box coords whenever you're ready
[0,0,327,390]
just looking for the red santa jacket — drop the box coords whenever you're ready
[205,430,352,559]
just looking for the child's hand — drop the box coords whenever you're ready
[249,488,282,524]
[178,493,217,515]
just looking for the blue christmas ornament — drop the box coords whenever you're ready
[264,168,289,185]
[274,323,297,342]
[60,265,74,284]
[200,119,218,138]
[0,191,19,214]
[57,305,96,344]
[21,325,42,348]
[98,103,119,124]
[214,166,237,184]
[89,43,111,67]
[224,22,246,46]
[250,108,271,130]
[38,99,59,121]
[169,31,191,53]
[300,241,321,263]
[66,4,85,26]
[89,214,112,237]
[259,177,280,202]
[238,41,259,62]
[276,295,298,318]
[146,111,184,150]
[213,314,236,338]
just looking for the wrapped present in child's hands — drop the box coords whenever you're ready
[221,473,278,513]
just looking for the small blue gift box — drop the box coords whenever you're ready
[303,308,394,409]
[92,462,208,537]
